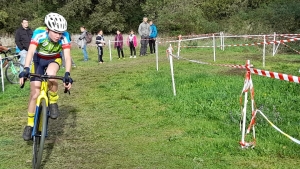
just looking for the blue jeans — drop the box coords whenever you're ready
[19,49,27,72]
[82,45,88,61]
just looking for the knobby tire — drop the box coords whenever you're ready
[32,99,47,169]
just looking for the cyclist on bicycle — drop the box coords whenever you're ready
[19,13,73,141]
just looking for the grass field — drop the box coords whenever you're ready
[1,42,300,169]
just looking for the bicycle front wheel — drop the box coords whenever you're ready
[32,99,48,169]
[5,62,24,84]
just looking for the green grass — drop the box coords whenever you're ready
[1,43,300,169]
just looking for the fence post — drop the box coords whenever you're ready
[213,34,216,62]
[168,44,176,96]
[241,60,251,148]
[263,35,266,67]
[220,32,223,50]
[109,40,112,61]
[177,34,182,57]
[273,32,276,56]
[222,32,225,51]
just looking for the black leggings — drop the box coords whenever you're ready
[97,46,103,62]
[149,38,156,53]
[117,46,124,58]
[129,42,136,56]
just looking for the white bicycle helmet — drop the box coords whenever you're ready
[44,13,67,33]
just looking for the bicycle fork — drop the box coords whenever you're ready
[31,82,50,138]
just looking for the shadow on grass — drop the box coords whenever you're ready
[40,104,78,168]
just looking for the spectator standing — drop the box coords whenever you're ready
[149,21,158,54]
[127,30,138,58]
[96,30,105,64]
[78,26,89,61]
[114,30,124,59]
[15,18,33,67]
[138,17,150,56]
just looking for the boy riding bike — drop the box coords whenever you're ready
[19,13,73,141]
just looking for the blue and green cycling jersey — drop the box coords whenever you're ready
[30,27,71,58]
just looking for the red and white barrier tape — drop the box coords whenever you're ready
[173,55,248,69]
[239,60,256,148]
[174,54,300,84]
[175,37,300,48]
[282,42,300,55]
[250,67,300,83]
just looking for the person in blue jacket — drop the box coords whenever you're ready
[149,20,157,54]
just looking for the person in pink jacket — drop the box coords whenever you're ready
[127,30,138,58]
[114,30,124,59]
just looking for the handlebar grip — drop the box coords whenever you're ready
[64,82,70,94]
[20,78,27,88]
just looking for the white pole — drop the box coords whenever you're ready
[156,40,159,71]
[213,34,216,62]
[220,32,223,50]
[273,32,276,56]
[177,35,182,57]
[168,44,176,96]
[241,88,248,148]
[263,35,266,67]
[109,40,112,61]
[0,55,4,92]
[222,32,225,51]
[241,60,250,148]
[274,43,280,56]
[251,87,256,143]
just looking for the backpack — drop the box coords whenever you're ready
[85,31,93,43]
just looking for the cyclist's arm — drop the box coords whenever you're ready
[63,48,71,73]
[62,48,72,89]
[24,44,37,67]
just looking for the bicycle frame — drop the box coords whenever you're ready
[32,80,49,137]
[8,61,19,74]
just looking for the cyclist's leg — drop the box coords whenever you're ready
[46,58,61,119]
[23,57,42,141]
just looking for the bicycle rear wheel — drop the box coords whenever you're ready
[32,99,48,169]
[5,62,24,84]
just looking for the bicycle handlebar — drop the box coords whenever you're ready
[29,73,64,80]
[20,73,71,94]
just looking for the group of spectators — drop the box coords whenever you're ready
[113,17,158,60]
[76,16,158,63]
[138,17,157,56]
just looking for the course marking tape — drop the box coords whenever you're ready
[250,68,300,83]
[173,54,300,84]
[282,42,300,55]
[256,109,300,145]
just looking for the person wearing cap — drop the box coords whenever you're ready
[19,12,73,141]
